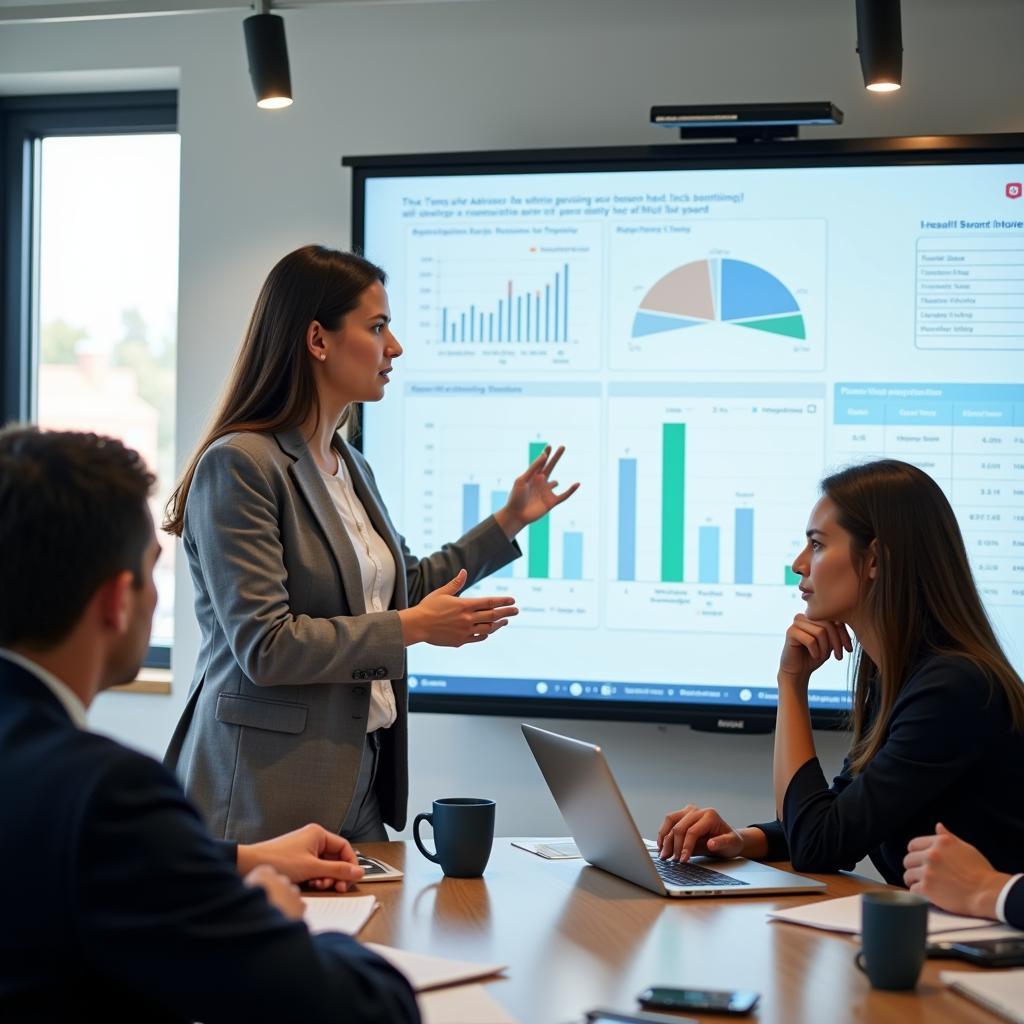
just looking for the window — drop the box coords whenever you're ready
[2,93,178,668]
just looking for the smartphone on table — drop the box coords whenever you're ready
[928,937,1024,967]
[638,986,760,1015]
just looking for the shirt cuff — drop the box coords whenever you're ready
[995,874,1024,923]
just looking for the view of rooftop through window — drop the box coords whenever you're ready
[36,133,181,649]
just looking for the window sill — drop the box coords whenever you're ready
[109,667,172,696]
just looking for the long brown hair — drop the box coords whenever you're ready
[163,245,386,537]
[823,459,1024,773]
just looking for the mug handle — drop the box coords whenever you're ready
[413,812,440,863]
[854,951,867,973]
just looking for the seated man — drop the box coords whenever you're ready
[904,823,1023,929]
[0,426,419,1023]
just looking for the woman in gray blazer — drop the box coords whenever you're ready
[164,245,577,844]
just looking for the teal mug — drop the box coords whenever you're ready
[855,890,928,990]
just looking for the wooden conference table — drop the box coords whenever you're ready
[348,840,994,1024]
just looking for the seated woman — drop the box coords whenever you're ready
[657,459,1024,885]
[904,824,1023,929]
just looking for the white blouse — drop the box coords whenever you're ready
[320,456,398,733]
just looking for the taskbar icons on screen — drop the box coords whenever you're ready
[406,674,847,710]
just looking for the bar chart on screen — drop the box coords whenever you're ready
[398,381,601,628]
[402,224,602,370]
[606,383,826,635]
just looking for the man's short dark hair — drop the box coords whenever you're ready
[0,427,155,649]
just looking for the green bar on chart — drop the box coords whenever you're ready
[528,441,550,578]
[784,566,801,585]
[661,423,686,582]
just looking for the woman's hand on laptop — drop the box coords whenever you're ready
[657,805,759,862]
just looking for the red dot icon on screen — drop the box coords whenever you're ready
[1007,182,1023,199]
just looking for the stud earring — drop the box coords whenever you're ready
[319,354,326,361]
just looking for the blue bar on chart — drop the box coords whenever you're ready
[462,484,480,535]
[563,263,569,341]
[734,508,754,585]
[563,532,583,581]
[491,490,513,577]
[698,526,720,584]
[617,458,637,581]
[438,264,571,344]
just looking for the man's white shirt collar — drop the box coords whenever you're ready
[0,648,89,730]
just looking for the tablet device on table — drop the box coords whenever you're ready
[356,853,403,881]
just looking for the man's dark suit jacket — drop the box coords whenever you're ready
[0,657,419,1023]
[1006,877,1024,928]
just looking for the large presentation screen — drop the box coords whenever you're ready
[352,137,1024,727]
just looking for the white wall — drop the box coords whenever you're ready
[2,0,1022,856]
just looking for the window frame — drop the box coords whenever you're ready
[1,91,179,670]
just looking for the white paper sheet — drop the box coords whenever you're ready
[417,984,520,1024]
[768,893,998,936]
[510,839,582,860]
[364,943,506,992]
[941,968,1024,1024]
[930,924,1024,945]
[302,895,378,935]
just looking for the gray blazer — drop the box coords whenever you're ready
[165,428,519,844]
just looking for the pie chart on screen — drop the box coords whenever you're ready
[632,258,806,340]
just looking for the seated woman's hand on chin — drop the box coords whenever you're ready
[657,805,765,862]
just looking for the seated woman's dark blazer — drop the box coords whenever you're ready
[755,654,1024,884]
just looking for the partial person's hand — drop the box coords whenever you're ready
[778,613,853,684]
[494,444,580,539]
[399,569,518,647]
[245,864,305,920]
[903,822,1010,920]
[237,823,364,893]
[657,804,745,862]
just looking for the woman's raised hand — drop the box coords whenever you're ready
[657,804,746,862]
[494,445,580,538]
[778,613,853,683]
[399,569,518,647]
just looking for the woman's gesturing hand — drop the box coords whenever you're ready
[494,444,580,539]
[657,804,746,862]
[778,613,854,683]
[399,569,518,647]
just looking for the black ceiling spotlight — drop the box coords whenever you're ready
[856,0,903,92]
[244,0,293,110]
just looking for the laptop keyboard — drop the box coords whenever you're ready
[652,856,748,888]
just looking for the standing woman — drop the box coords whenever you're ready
[657,459,1024,883]
[165,245,577,844]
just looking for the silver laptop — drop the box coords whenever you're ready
[522,723,826,898]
